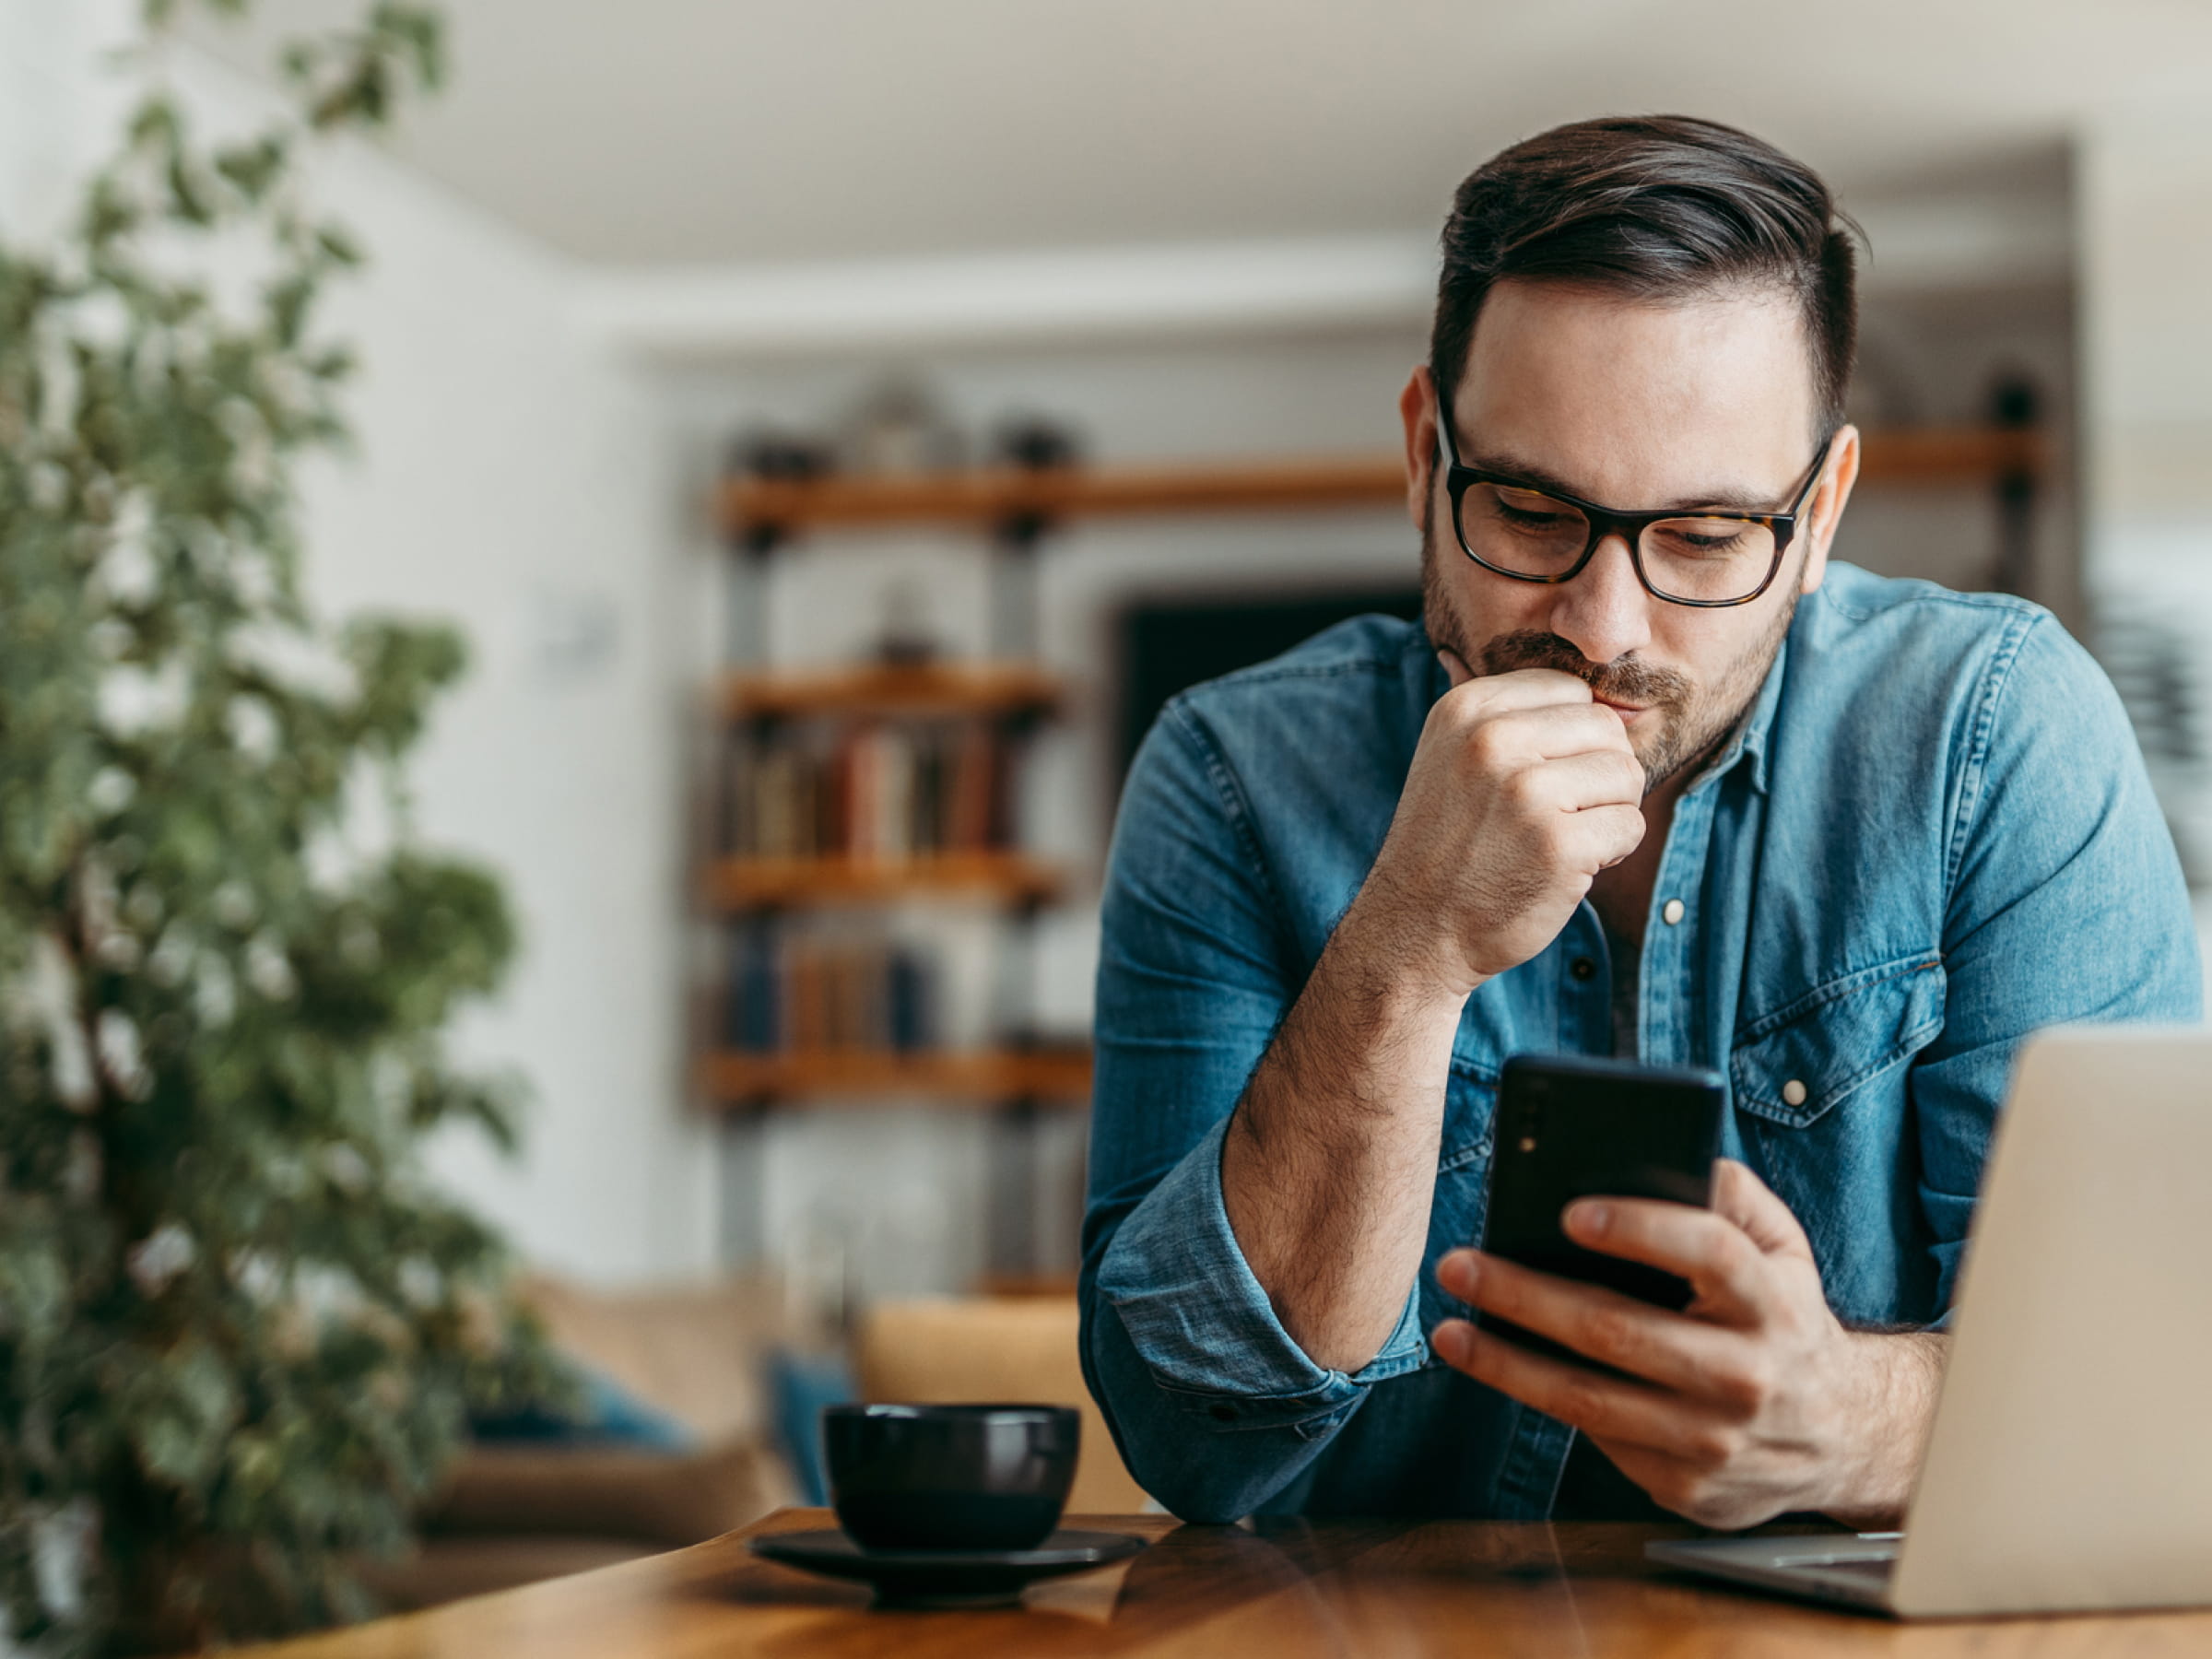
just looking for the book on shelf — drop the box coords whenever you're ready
[730,719,1009,862]
[725,932,941,1055]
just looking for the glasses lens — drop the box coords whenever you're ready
[1640,516,1778,603]
[1457,482,1590,578]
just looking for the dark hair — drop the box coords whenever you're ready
[1430,115,1862,433]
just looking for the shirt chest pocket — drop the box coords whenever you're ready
[1730,952,1947,1127]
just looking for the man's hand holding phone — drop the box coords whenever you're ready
[1430,1159,1942,1531]
[1357,651,1646,999]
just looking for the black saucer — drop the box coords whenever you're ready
[749,1528,1147,1607]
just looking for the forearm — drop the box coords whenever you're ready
[1220,895,1470,1374]
[1823,1330,1949,1528]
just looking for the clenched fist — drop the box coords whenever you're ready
[1356,652,1645,996]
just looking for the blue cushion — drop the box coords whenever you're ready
[472,1362,697,1453]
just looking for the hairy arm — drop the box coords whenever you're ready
[1220,900,1470,1372]
[1221,659,1644,1374]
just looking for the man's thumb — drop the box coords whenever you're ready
[1436,647,1474,689]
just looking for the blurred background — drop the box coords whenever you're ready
[6,0,2210,1608]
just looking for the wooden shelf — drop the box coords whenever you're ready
[700,1046,1093,1108]
[721,661,1062,721]
[1851,426,2049,486]
[704,851,1064,909]
[721,428,2051,538]
[724,454,1400,535]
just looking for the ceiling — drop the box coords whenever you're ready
[192,0,2212,267]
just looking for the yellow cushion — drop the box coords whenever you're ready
[853,1297,1150,1514]
[520,1274,795,1447]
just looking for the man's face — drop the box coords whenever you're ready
[1402,279,1858,793]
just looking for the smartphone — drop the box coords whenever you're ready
[1473,1053,1726,1370]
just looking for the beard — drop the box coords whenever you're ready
[1419,495,1797,794]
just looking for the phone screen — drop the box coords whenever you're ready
[1474,1053,1725,1369]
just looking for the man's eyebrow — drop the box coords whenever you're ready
[1462,448,1785,514]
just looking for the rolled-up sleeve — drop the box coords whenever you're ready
[1078,700,1420,1522]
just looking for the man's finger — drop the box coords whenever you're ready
[1443,667,1594,718]
[1443,1250,1747,1396]
[1430,1316,1725,1456]
[1709,1158,1817,1261]
[1522,748,1647,813]
[1581,1433,1700,1517]
[1564,802,1647,873]
[1480,700,1641,762]
[1437,647,1474,688]
[1558,1197,1778,1327]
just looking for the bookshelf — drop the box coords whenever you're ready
[705,494,1084,1275]
[705,674,1066,1112]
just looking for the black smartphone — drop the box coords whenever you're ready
[1473,1053,1726,1370]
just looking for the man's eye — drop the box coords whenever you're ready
[1493,492,1577,530]
[1653,519,1755,557]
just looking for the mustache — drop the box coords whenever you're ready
[1476,631,1692,709]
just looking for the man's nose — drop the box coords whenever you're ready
[1545,534,1653,668]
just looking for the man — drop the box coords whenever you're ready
[1078,115,2200,1528]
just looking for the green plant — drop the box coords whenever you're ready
[0,3,562,1648]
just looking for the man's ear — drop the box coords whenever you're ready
[1400,365,1438,534]
[1797,422,1860,596]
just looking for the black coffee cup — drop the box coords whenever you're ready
[822,1403,1079,1552]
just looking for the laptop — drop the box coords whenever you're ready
[1645,1026,2212,1618]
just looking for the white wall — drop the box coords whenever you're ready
[271,112,714,1287]
[232,78,718,1286]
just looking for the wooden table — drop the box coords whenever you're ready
[244,1509,2212,1656]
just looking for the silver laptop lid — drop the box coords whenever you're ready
[1893,1027,2212,1618]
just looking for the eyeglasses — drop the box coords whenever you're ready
[1435,408,1836,608]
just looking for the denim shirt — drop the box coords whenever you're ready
[1079,563,2201,1524]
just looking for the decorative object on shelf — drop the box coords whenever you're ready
[837,375,967,477]
[730,427,836,484]
[873,574,942,666]
[0,3,567,1648]
[992,412,1084,473]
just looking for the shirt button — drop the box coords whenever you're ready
[1570,956,1596,982]
[1782,1078,1808,1108]
[1661,899,1686,925]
